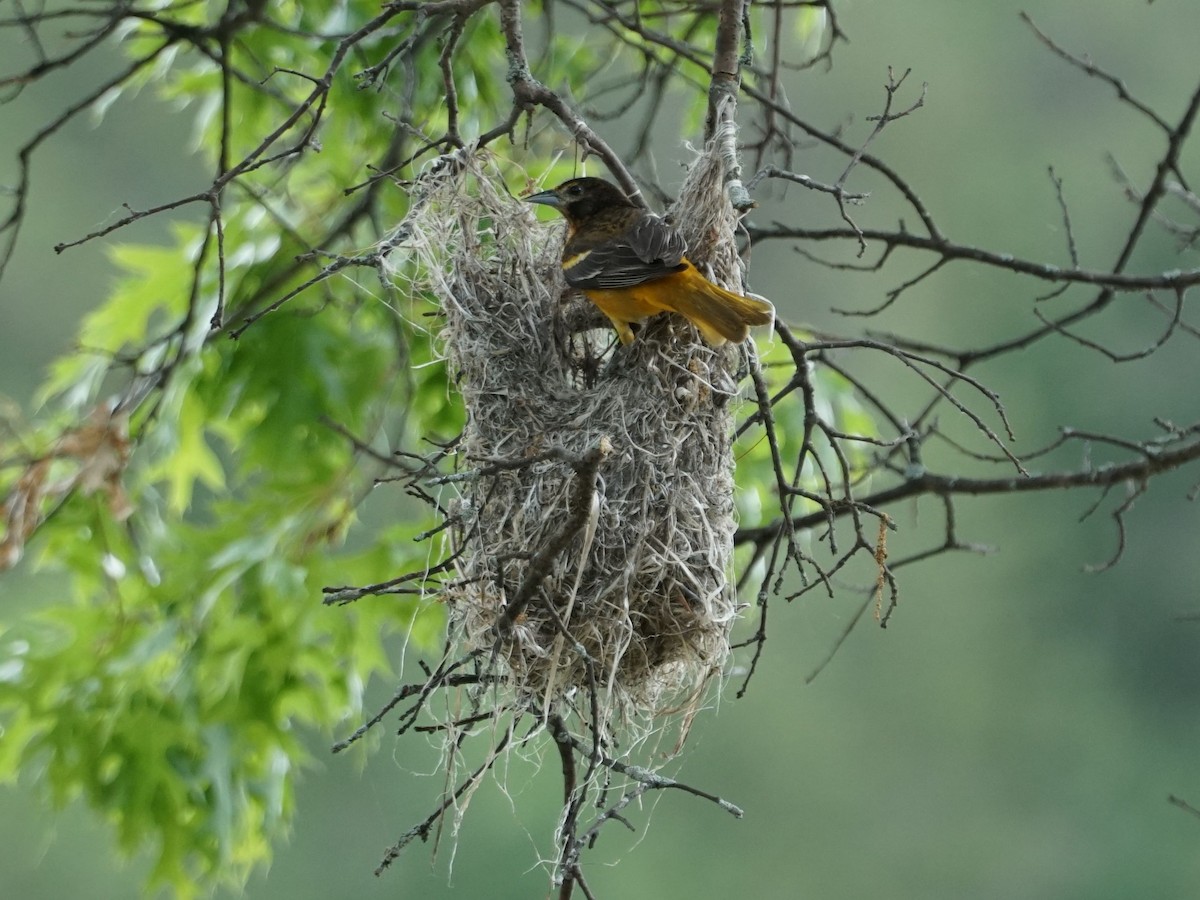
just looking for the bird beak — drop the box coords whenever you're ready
[525,189,562,208]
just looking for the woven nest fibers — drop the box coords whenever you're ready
[391,154,754,728]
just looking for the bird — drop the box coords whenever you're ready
[525,177,774,346]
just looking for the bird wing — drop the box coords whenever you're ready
[563,213,687,290]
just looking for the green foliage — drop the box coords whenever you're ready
[0,2,465,893]
[0,225,440,887]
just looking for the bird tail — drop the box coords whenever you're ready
[673,265,775,346]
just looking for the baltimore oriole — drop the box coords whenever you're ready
[526,178,774,346]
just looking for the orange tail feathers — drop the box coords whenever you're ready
[668,264,775,346]
[581,263,775,346]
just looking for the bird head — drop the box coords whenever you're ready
[525,177,634,224]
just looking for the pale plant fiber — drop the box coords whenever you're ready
[390,148,753,765]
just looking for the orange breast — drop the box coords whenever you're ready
[583,285,673,322]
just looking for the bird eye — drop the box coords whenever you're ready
[566,183,583,196]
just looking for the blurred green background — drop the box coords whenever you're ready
[3,1,1200,897]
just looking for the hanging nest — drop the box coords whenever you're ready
[391,149,755,738]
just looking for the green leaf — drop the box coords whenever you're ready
[143,390,226,514]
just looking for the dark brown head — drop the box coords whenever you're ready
[525,177,635,225]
